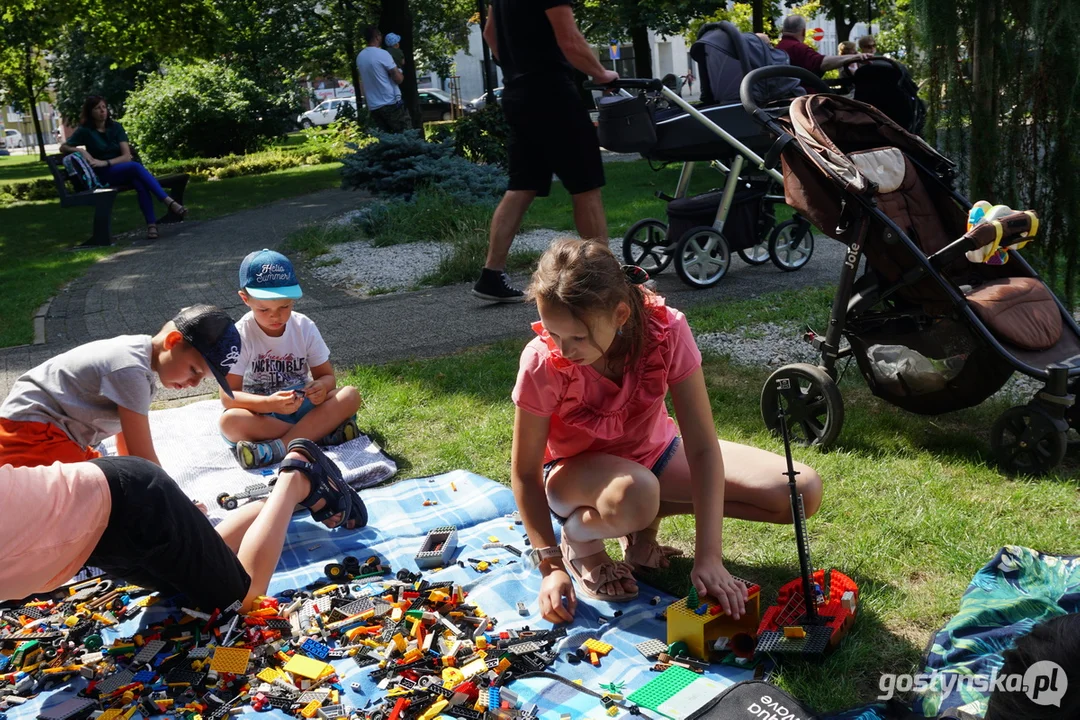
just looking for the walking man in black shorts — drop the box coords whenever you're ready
[471,0,619,303]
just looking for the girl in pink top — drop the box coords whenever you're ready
[511,239,822,624]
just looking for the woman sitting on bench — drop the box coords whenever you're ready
[60,95,188,240]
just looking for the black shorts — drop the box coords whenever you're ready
[88,456,250,611]
[502,77,605,197]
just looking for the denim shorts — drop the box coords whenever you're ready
[545,436,682,523]
[269,397,315,424]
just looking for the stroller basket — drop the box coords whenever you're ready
[666,188,769,252]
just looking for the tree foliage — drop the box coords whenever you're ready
[915,0,1080,300]
[52,27,157,125]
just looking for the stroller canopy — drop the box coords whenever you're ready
[692,22,803,106]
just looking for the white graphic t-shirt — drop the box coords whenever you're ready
[230,311,331,395]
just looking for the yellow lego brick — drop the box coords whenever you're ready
[99,710,123,720]
[607,705,619,716]
[300,700,322,718]
[582,638,613,656]
[783,626,807,639]
[284,654,333,680]
[403,648,422,663]
[419,699,448,720]
[257,667,284,683]
[392,633,407,653]
[494,658,510,675]
[487,536,500,543]
[460,657,488,679]
[210,647,251,674]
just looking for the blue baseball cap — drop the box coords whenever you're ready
[239,249,303,299]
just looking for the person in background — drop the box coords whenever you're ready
[775,15,871,92]
[471,0,619,303]
[60,96,188,240]
[356,26,409,133]
[857,35,878,55]
[838,40,860,85]
[384,32,405,69]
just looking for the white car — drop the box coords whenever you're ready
[4,129,24,148]
[297,97,359,128]
[463,87,503,114]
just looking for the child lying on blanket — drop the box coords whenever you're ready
[510,239,823,623]
[0,305,240,468]
[0,440,367,612]
[219,249,362,470]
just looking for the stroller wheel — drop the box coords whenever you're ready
[768,219,815,272]
[674,226,731,288]
[991,405,1068,476]
[622,218,673,274]
[737,240,771,266]
[761,364,844,447]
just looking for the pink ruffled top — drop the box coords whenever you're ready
[512,297,702,469]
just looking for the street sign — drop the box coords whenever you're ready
[609,42,621,60]
[812,27,825,41]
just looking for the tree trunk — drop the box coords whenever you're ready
[22,42,46,161]
[970,0,998,200]
[752,0,765,34]
[345,36,362,107]
[630,24,651,79]
[380,0,420,128]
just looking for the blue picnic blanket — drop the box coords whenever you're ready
[12,472,753,720]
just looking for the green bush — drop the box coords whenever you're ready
[453,103,509,168]
[355,190,495,247]
[299,122,376,161]
[339,130,507,204]
[123,61,297,161]
[424,121,456,144]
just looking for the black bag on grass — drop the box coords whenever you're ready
[688,680,817,720]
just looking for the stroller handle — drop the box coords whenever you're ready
[583,78,666,92]
[740,66,830,118]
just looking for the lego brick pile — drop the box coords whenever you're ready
[2,472,757,720]
[1,569,569,720]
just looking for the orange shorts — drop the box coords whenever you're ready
[0,418,101,468]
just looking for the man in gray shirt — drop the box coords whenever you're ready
[356,26,409,132]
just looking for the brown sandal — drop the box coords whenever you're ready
[560,534,638,602]
[146,225,159,240]
[619,531,684,570]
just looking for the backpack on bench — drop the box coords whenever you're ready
[62,153,109,192]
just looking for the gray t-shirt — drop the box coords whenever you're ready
[356,46,401,111]
[0,335,157,449]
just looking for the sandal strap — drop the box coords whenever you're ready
[560,536,605,561]
[279,458,326,509]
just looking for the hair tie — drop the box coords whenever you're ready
[621,264,650,285]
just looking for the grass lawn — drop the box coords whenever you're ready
[340,287,1079,713]
[0,153,51,185]
[0,162,342,347]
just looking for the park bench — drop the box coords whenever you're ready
[45,154,189,248]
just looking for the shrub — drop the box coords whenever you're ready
[356,190,495,246]
[453,103,509,168]
[339,130,506,204]
[123,61,297,161]
[424,121,456,144]
[299,121,376,161]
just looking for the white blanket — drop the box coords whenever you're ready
[100,399,397,522]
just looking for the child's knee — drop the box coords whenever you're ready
[599,471,660,528]
[795,462,823,518]
[219,408,254,439]
[337,385,362,413]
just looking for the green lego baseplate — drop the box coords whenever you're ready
[626,666,701,710]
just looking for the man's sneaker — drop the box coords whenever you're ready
[320,416,360,447]
[472,268,525,303]
[236,439,286,469]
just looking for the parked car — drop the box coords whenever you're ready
[417,88,461,122]
[297,97,359,128]
[4,129,24,148]
[463,87,504,114]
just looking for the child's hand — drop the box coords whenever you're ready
[271,390,303,414]
[303,380,327,405]
[538,569,576,624]
[691,554,748,619]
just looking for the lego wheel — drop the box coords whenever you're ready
[768,219,814,272]
[761,364,844,447]
[991,405,1068,475]
[622,218,673,274]
[217,493,238,511]
[674,226,730,288]
[325,563,347,580]
[737,240,771,266]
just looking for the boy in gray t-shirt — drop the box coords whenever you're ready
[0,305,242,468]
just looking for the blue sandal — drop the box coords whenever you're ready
[276,438,368,529]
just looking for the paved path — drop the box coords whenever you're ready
[0,188,843,400]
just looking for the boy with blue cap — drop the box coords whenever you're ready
[384,32,404,69]
[220,249,362,469]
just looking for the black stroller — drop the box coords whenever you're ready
[740,66,1080,475]
[595,22,816,289]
